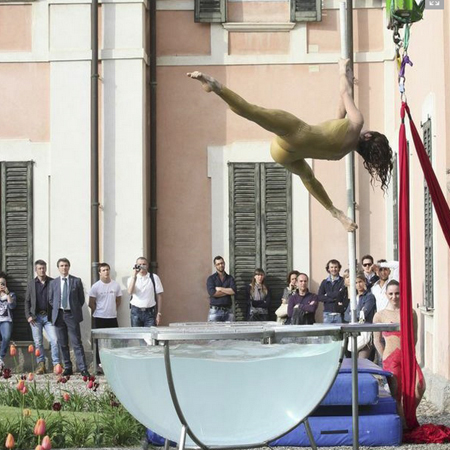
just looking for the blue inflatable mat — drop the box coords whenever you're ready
[340,357,392,377]
[321,372,378,406]
[315,389,397,416]
[270,414,402,447]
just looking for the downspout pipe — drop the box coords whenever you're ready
[149,0,158,273]
[91,0,100,284]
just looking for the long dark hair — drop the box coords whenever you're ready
[356,132,393,192]
[250,268,268,295]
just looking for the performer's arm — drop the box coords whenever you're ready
[372,312,385,356]
[338,59,363,126]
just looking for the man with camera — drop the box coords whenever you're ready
[127,257,163,327]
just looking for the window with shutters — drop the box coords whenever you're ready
[0,161,34,341]
[291,0,322,22]
[195,0,226,23]
[422,118,434,310]
[229,162,292,321]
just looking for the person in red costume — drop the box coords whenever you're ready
[373,280,425,427]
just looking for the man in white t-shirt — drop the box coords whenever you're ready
[127,257,163,327]
[371,259,399,312]
[89,263,122,373]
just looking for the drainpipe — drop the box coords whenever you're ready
[149,0,158,273]
[91,0,100,284]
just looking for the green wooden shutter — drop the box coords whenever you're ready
[229,163,292,320]
[261,163,293,318]
[229,163,261,321]
[195,0,226,23]
[291,0,322,22]
[422,118,434,310]
[1,161,33,341]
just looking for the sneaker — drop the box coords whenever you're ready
[96,366,104,375]
[35,362,46,375]
[80,369,90,378]
[0,357,4,370]
[62,368,73,376]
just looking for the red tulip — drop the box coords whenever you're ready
[21,385,28,395]
[9,345,16,357]
[28,344,35,353]
[5,433,15,449]
[34,418,46,436]
[28,372,34,381]
[17,380,24,391]
[87,380,94,389]
[62,392,70,402]
[35,446,43,450]
[41,436,52,450]
[52,402,61,412]
[35,348,41,357]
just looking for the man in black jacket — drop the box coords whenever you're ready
[25,260,61,375]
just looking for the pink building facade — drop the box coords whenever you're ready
[0,0,449,407]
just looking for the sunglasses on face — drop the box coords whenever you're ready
[362,263,372,267]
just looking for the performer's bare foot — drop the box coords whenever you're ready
[329,206,358,232]
[187,71,222,94]
[339,58,355,86]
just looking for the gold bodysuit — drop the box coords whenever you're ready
[270,118,350,165]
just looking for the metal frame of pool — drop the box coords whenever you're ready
[92,322,399,450]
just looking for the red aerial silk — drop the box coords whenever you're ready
[398,102,419,430]
[399,102,450,442]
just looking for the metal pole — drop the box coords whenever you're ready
[91,0,100,285]
[340,2,359,449]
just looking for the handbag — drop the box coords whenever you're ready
[275,303,288,318]
[347,310,372,352]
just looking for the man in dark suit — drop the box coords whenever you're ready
[48,258,89,377]
[25,259,61,375]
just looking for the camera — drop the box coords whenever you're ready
[133,264,142,271]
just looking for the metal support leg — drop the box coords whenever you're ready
[351,335,360,450]
[303,418,318,450]
[178,425,187,450]
[164,439,170,450]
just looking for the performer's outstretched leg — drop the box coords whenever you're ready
[285,158,357,232]
[187,72,301,137]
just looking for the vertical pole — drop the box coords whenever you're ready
[91,0,100,285]
[340,2,359,450]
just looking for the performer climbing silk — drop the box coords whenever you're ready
[187,59,393,231]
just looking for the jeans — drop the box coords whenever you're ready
[30,314,60,365]
[130,305,155,327]
[0,321,12,359]
[323,312,342,324]
[208,307,231,322]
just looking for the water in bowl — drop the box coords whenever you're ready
[101,339,342,446]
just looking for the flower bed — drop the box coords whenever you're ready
[0,346,146,449]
